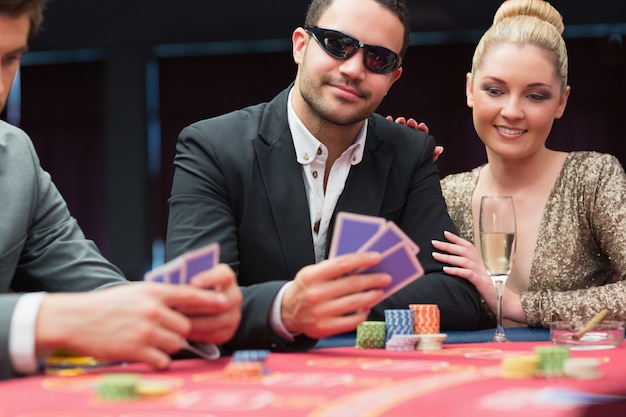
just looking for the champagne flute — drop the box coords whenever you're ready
[479,196,516,342]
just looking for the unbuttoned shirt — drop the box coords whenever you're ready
[269,88,366,340]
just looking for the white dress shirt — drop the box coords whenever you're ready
[10,292,46,375]
[269,88,367,340]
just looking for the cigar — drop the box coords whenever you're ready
[571,309,610,341]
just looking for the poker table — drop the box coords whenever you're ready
[1,339,625,417]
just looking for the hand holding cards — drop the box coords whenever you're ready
[143,243,222,360]
[328,212,424,303]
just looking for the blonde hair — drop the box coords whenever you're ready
[470,0,568,93]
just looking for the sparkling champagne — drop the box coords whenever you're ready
[480,232,515,279]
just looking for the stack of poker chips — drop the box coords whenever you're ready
[224,349,271,379]
[563,357,603,379]
[355,321,387,349]
[384,309,415,341]
[416,333,447,351]
[97,373,141,401]
[501,355,540,379]
[96,373,174,401]
[384,309,418,350]
[385,334,421,351]
[409,304,440,334]
[45,349,118,376]
[534,345,570,378]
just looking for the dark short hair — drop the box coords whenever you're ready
[0,0,48,38]
[304,0,411,57]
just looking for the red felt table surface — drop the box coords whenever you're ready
[1,341,625,417]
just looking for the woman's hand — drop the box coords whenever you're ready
[386,116,443,161]
[432,231,525,322]
[386,115,429,133]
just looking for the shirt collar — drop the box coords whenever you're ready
[287,88,366,166]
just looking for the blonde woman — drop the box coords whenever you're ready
[431,0,626,328]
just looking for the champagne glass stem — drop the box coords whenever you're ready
[493,277,509,342]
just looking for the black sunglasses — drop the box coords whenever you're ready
[305,26,402,74]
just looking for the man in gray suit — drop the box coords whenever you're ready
[166,0,481,353]
[0,0,242,380]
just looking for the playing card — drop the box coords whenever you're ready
[143,268,166,283]
[327,212,424,302]
[328,212,385,258]
[167,259,184,284]
[361,241,424,303]
[144,257,183,284]
[143,242,220,285]
[184,242,220,283]
[359,221,419,255]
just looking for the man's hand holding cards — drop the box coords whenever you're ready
[143,243,231,359]
[329,212,424,303]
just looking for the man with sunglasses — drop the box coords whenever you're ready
[166,0,481,353]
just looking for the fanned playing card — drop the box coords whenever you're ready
[184,243,220,282]
[362,242,424,303]
[167,259,184,284]
[144,242,220,285]
[142,242,222,361]
[143,269,166,283]
[328,212,386,258]
[329,212,424,302]
[359,220,419,255]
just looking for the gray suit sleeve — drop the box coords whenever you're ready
[0,123,128,380]
[0,295,23,380]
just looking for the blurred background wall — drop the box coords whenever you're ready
[9,0,625,280]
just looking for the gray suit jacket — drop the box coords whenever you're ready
[0,121,127,380]
[166,87,481,353]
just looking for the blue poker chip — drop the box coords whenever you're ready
[232,349,271,362]
[385,325,414,341]
[386,325,413,334]
[384,309,414,326]
[385,309,416,341]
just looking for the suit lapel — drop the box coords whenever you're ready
[253,88,316,276]
[334,119,392,220]
[324,119,393,259]
[252,92,393,268]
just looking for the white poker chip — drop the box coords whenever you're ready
[563,358,603,379]
[416,333,447,351]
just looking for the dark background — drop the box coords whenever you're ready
[11,0,626,279]
[28,1,626,48]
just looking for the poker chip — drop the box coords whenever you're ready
[97,374,174,400]
[409,304,440,334]
[416,333,447,351]
[384,309,414,341]
[535,345,570,378]
[501,355,540,379]
[45,352,101,368]
[385,334,420,351]
[355,321,387,349]
[231,349,270,363]
[563,358,602,379]
[45,350,118,376]
[225,349,271,379]
[134,380,174,396]
[97,373,141,401]
[224,361,266,379]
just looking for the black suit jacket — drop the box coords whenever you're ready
[166,86,480,352]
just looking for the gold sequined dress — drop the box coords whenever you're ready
[441,151,626,328]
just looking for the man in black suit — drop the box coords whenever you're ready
[166,0,480,352]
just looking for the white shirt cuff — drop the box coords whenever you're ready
[269,282,300,342]
[10,292,47,375]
